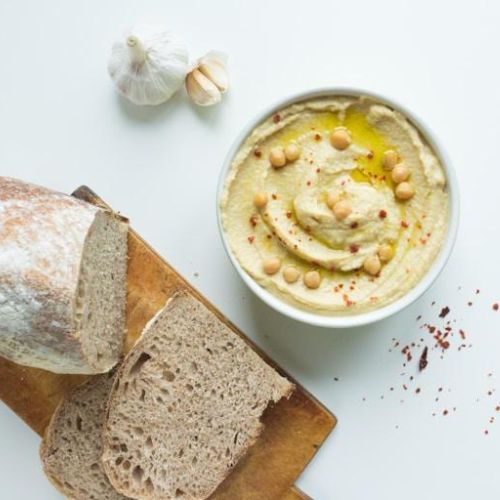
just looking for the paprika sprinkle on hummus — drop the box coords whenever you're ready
[220,95,449,314]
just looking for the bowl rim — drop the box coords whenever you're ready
[216,87,460,328]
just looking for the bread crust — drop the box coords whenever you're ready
[0,177,126,373]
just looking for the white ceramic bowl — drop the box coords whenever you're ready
[216,88,460,328]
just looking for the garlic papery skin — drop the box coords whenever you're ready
[108,25,189,106]
[185,51,229,106]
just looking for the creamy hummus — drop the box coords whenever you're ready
[220,96,449,314]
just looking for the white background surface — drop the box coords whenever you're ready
[0,1,499,499]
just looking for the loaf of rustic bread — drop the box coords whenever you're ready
[0,177,128,374]
[101,293,294,499]
[40,371,130,500]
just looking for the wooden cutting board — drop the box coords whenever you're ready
[0,186,336,500]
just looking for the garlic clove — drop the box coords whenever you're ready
[197,51,229,93]
[185,68,222,106]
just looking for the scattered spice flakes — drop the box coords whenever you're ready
[401,220,409,228]
[378,210,387,219]
[419,346,429,371]
[416,388,421,394]
[468,301,473,307]
[439,306,450,318]
[253,148,262,158]
[493,303,499,311]
[334,377,339,382]
[416,315,422,321]
[350,222,359,229]
[272,113,281,123]
[349,244,360,254]
[247,235,255,244]
[443,409,449,416]
[459,329,466,340]
[314,133,322,141]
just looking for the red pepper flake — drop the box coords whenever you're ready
[401,221,409,228]
[350,222,359,229]
[342,294,354,307]
[458,329,466,339]
[286,211,292,219]
[306,181,312,186]
[266,234,272,239]
[441,340,450,350]
[379,210,387,219]
[493,303,499,311]
[249,214,258,227]
[253,148,262,158]
[247,235,255,244]
[272,113,281,123]
[496,406,500,412]
[419,346,428,371]
[271,193,277,200]
[314,133,322,141]
[443,409,448,416]
[475,289,480,294]
[349,244,360,254]
[439,306,450,318]
[316,168,321,173]
[403,384,408,391]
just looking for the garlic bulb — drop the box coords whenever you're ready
[108,25,189,105]
[186,51,229,106]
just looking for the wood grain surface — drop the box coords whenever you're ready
[0,186,336,499]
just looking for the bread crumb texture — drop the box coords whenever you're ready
[41,371,129,499]
[102,293,293,500]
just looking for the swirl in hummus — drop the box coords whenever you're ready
[220,96,449,314]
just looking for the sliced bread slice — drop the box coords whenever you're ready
[41,371,129,500]
[102,292,294,500]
